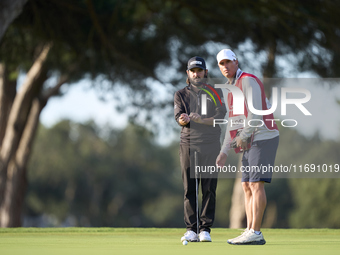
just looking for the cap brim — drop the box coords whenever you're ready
[187,66,205,70]
[218,57,235,64]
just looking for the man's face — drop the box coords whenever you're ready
[218,59,238,79]
[186,67,207,86]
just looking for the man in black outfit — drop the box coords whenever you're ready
[174,56,226,242]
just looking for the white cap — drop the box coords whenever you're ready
[216,49,237,64]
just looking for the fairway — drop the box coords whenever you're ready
[0,228,339,255]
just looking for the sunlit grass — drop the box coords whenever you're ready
[1,228,339,255]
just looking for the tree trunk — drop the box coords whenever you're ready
[229,154,246,228]
[0,72,70,227]
[262,40,277,98]
[0,98,44,227]
[0,0,28,42]
[89,182,104,226]
[0,63,17,147]
[0,44,51,224]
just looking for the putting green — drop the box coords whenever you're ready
[0,228,339,255]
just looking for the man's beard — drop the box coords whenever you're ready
[188,75,207,87]
[189,77,202,86]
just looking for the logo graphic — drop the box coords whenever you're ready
[199,83,223,115]
[190,61,203,66]
[214,84,311,116]
[211,84,312,128]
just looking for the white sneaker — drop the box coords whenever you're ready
[181,230,199,242]
[231,229,266,245]
[199,231,212,242]
[227,228,250,244]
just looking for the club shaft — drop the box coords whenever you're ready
[194,151,199,235]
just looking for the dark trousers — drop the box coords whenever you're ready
[180,143,219,233]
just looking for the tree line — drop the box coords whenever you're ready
[25,120,340,228]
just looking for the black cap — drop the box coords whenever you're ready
[187,56,206,70]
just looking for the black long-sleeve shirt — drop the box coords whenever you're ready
[174,84,227,145]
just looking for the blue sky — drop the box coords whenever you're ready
[40,79,128,129]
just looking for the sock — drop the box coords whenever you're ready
[254,230,261,235]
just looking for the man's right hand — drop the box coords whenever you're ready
[179,113,190,126]
[216,152,227,167]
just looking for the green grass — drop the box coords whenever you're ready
[0,228,339,255]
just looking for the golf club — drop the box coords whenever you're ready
[194,150,199,240]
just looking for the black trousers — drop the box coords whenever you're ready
[180,143,219,233]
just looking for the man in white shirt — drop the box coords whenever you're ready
[215,49,279,245]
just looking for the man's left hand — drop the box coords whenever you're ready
[235,136,248,151]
